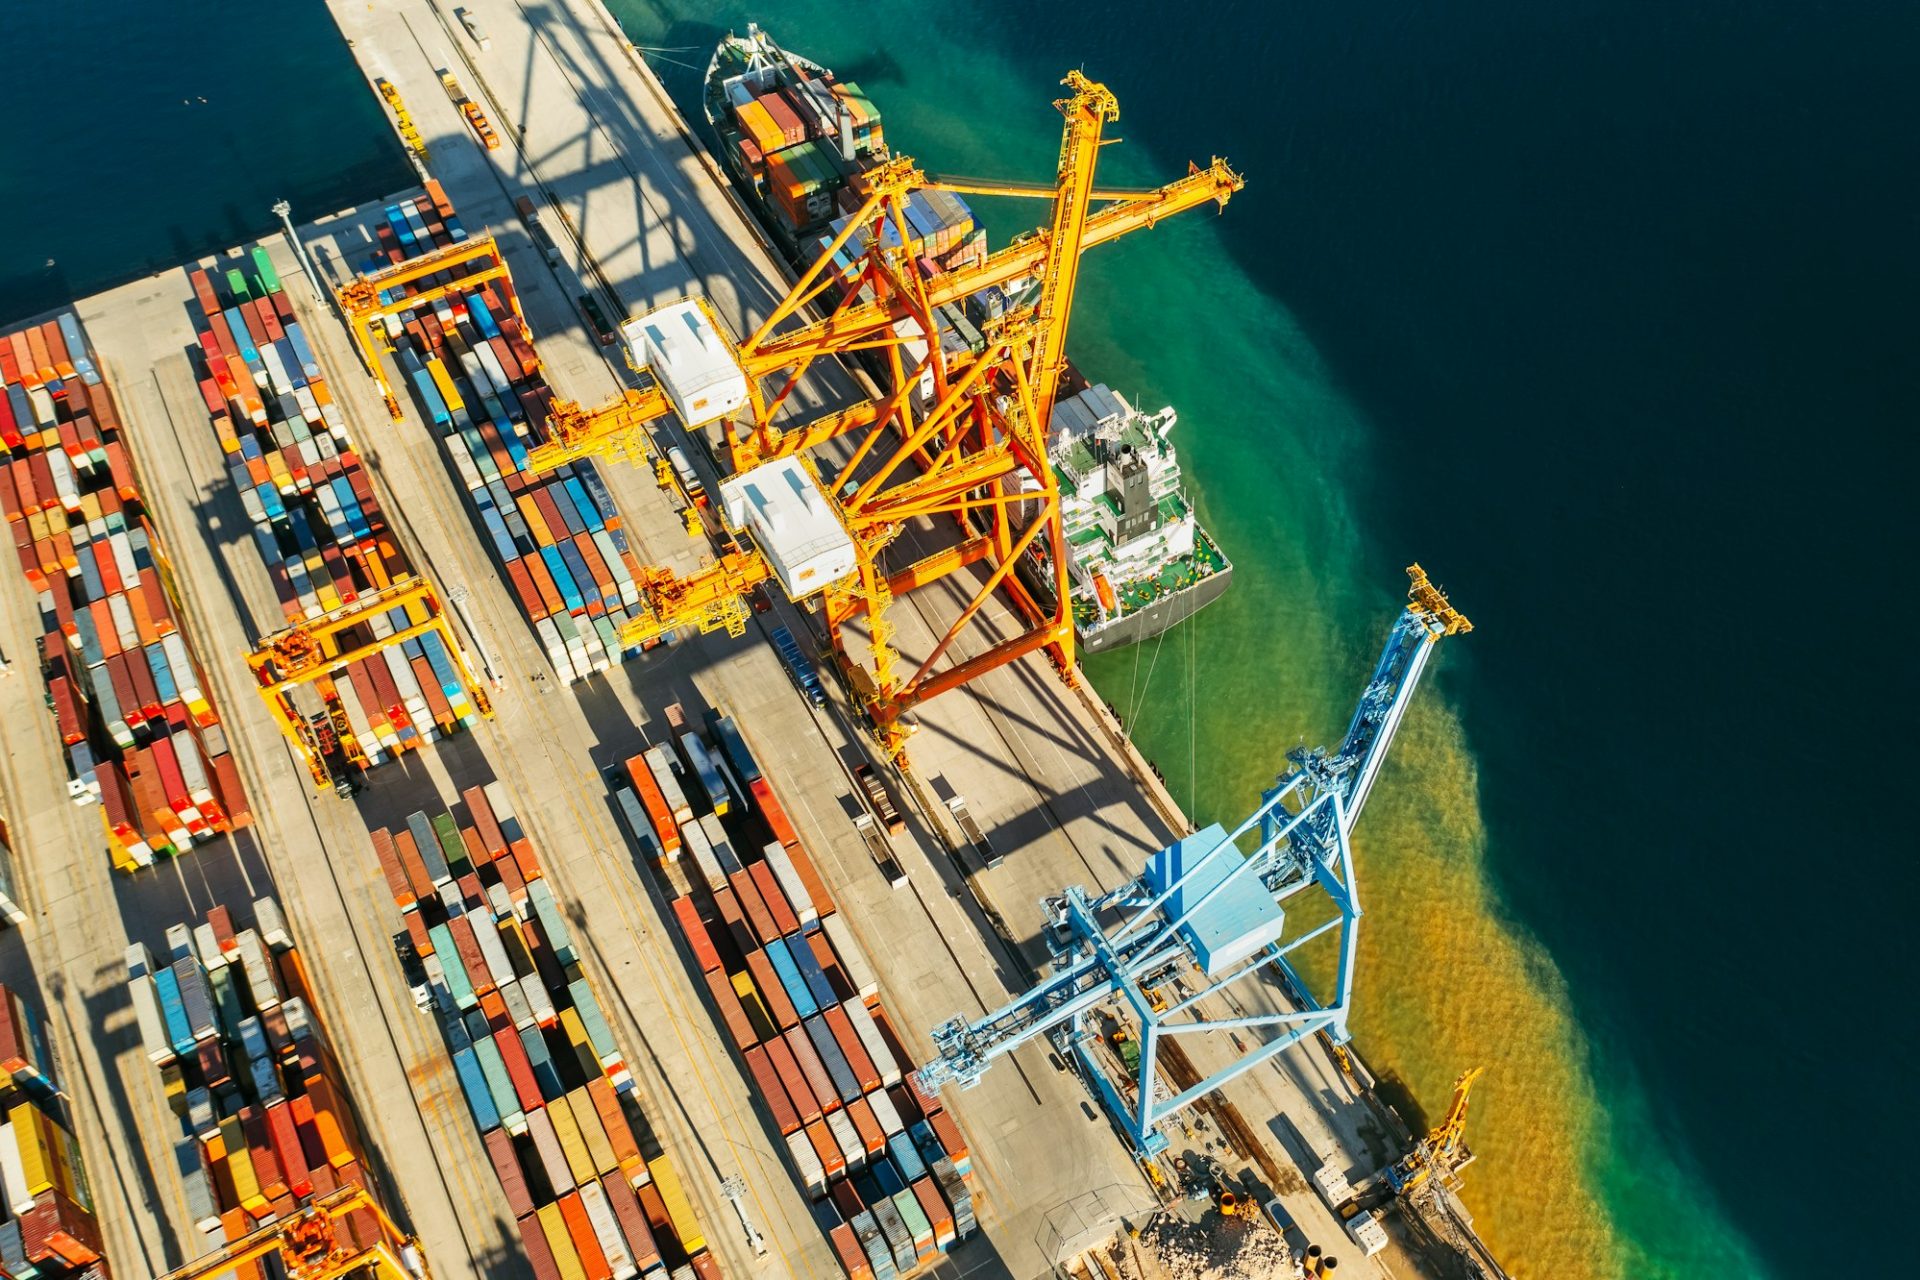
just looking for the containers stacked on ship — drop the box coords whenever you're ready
[1,311,249,870]
[181,247,485,780]
[364,188,655,684]
[0,984,108,1277]
[611,711,976,1278]
[368,780,722,1278]
[123,898,393,1267]
[705,29,885,259]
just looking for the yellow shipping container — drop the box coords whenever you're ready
[734,100,786,158]
[544,1097,597,1187]
[9,1104,51,1197]
[537,1202,588,1280]
[558,1008,598,1079]
[648,1154,705,1256]
[566,1088,617,1177]
[426,356,465,415]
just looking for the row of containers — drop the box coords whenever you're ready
[181,248,487,774]
[610,708,976,1280]
[364,188,656,684]
[0,312,249,869]
[123,899,401,1274]
[0,984,107,1277]
[365,781,724,1279]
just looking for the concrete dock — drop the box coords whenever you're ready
[0,0,1447,1277]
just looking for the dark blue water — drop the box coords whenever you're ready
[4,1,1915,1275]
[0,0,409,323]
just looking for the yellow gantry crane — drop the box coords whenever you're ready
[158,1186,427,1280]
[338,234,519,418]
[494,70,1240,759]
[1387,1067,1487,1194]
[248,576,492,791]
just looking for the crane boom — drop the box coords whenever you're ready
[741,157,1243,374]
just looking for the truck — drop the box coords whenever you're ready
[854,814,907,889]
[944,794,999,868]
[854,764,903,834]
[770,626,826,706]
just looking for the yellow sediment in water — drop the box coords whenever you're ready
[1350,694,1619,1280]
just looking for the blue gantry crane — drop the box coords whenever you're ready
[919,566,1470,1156]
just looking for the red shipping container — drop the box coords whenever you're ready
[464,783,507,859]
[825,1006,881,1092]
[557,1191,612,1280]
[602,1174,662,1270]
[783,1026,837,1117]
[764,1035,820,1125]
[702,968,756,1052]
[486,1130,534,1217]
[913,1176,954,1243]
[782,836,835,915]
[265,1100,313,1197]
[371,829,413,907]
[745,950,798,1030]
[710,887,755,960]
[586,1078,640,1166]
[829,1222,871,1280]
[517,1212,563,1280]
[493,1026,544,1114]
[671,896,721,973]
[744,1044,800,1135]
[804,1119,845,1178]
[748,861,799,937]
[729,870,779,946]
[445,915,493,995]
[930,1109,969,1166]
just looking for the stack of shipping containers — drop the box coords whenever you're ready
[0,312,247,869]
[361,188,655,684]
[0,984,107,1277]
[124,899,393,1268]
[182,248,485,774]
[612,712,976,1280]
[368,782,722,1279]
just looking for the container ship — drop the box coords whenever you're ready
[703,25,1231,653]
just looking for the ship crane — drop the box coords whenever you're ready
[918,567,1470,1156]
[458,70,1242,760]
[1385,1066,1486,1195]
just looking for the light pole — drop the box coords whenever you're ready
[272,199,326,305]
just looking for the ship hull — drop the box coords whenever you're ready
[1079,562,1234,654]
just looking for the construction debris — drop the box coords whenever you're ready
[1094,1211,1299,1280]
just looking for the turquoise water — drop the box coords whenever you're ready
[5,1,1913,1275]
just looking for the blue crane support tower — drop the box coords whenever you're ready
[919,566,1471,1157]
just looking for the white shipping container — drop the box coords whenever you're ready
[680,818,724,892]
[0,1121,34,1214]
[785,1129,827,1198]
[700,814,741,877]
[483,780,522,845]
[823,912,879,1000]
[763,842,817,926]
[844,1000,900,1087]
[578,1181,637,1279]
[826,1107,865,1171]
[865,1085,905,1137]
[252,896,293,952]
[470,912,516,989]
[644,745,692,826]
[127,974,173,1064]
